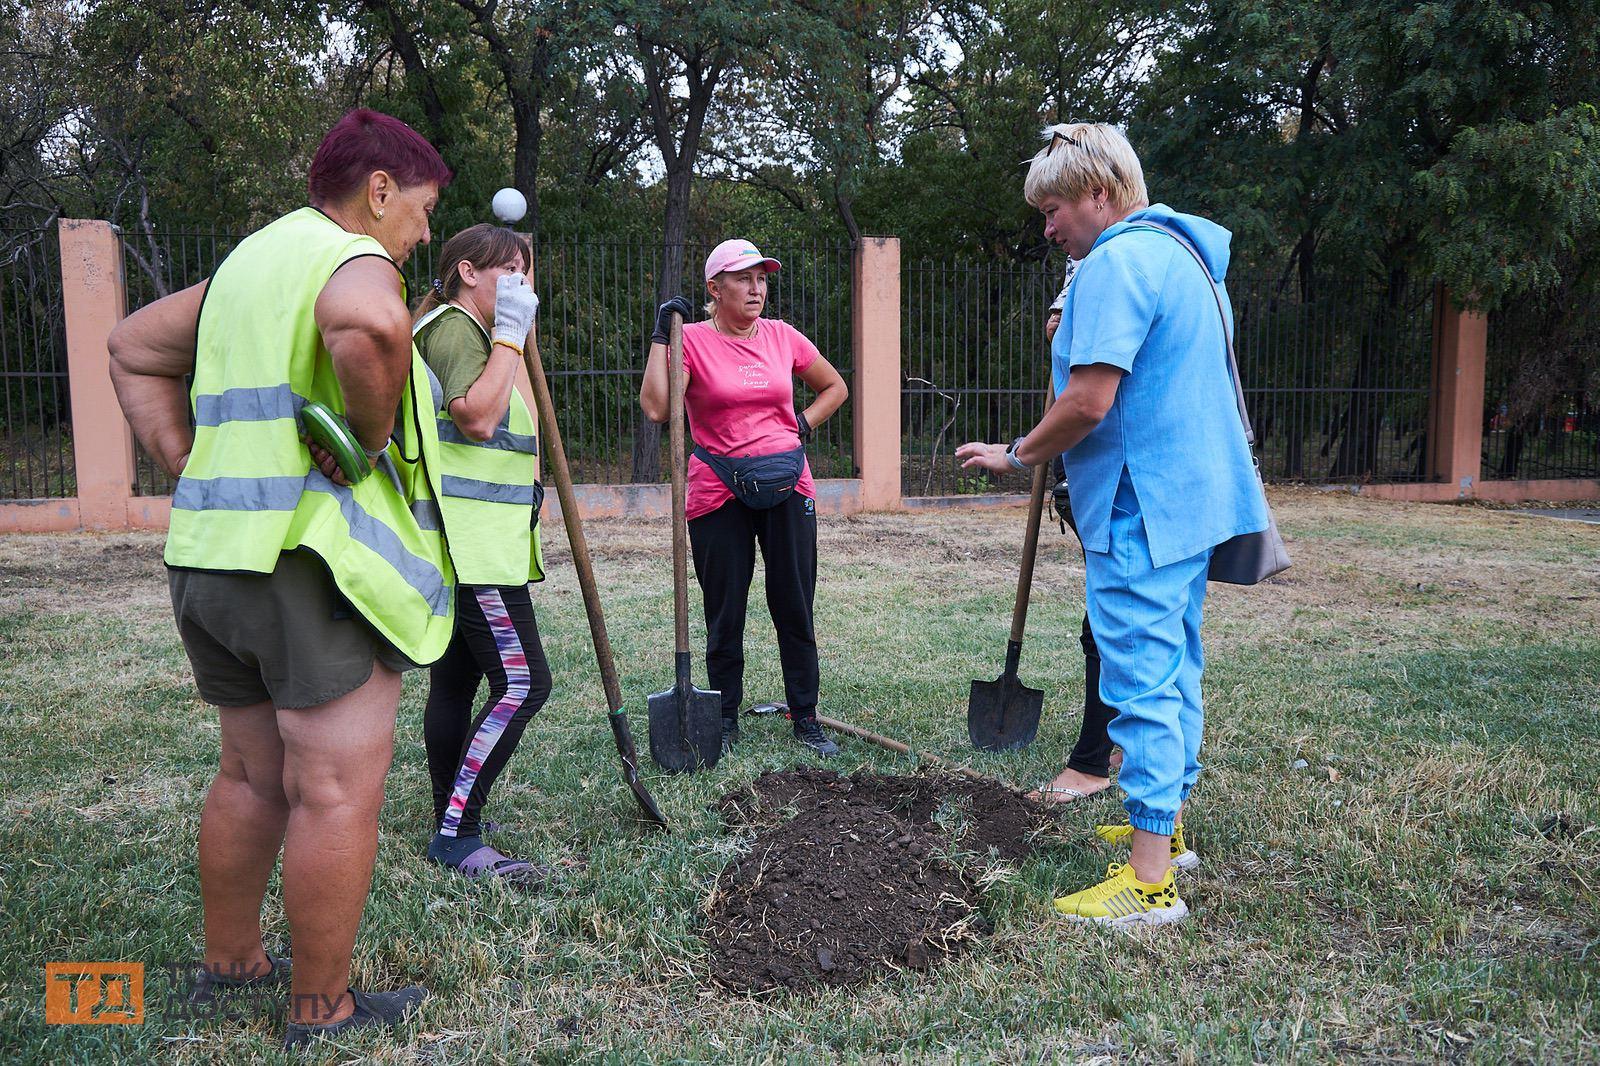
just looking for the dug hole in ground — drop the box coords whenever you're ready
[704,767,1063,992]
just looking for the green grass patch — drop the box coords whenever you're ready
[0,497,1596,1062]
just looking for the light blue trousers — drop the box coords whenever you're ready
[1083,470,1212,837]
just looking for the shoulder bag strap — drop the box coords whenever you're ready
[1126,221,1254,446]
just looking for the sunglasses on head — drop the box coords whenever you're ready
[1049,130,1080,153]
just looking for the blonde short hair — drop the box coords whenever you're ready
[1023,122,1148,214]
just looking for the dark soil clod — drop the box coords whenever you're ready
[704,767,1062,992]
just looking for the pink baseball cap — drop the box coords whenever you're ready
[704,238,781,282]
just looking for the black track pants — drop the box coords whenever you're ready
[1054,453,1116,777]
[688,492,820,721]
[1065,613,1117,777]
[424,584,552,838]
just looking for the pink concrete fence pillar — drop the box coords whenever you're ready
[1428,286,1488,497]
[852,236,901,510]
[59,219,133,529]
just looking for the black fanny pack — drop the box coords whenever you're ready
[692,444,806,510]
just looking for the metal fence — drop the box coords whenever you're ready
[122,228,853,491]
[122,229,242,494]
[1235,274,1434,484]
[41,221,1581,504]
[901,259,1436,495]
[0,229,72,499]
[901,256,1058,497]
[1483,301,1600,480]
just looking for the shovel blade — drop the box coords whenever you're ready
[967,673,1044,752]
[608,711,668,828]
[647,686,723,773]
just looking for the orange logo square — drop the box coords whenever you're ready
[45,962,144,1025]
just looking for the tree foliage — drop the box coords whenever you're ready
[4,0,1596,431]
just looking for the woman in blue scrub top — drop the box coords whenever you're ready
[957,122,1268,927]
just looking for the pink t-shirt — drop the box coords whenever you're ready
[681,318,820,520]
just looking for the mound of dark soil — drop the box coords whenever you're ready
[705,767,1062,992]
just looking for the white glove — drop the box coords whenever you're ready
[492,272,539,350]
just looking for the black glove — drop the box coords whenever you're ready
[796,410,813,443]
[652,296,694,345]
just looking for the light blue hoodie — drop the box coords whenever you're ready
[1049,204,1269,568]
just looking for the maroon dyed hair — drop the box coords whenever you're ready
[306,109,452,207]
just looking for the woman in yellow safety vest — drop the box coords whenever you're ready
[108,108,449,1046]
[410,224,550,883]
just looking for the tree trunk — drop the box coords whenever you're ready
[1283,230,1317,478]
[512,94,542,237]
[835,187,862,246]
[1328,271,1405,479]
[372,0,449,153]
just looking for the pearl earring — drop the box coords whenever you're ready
[376,209,385,220]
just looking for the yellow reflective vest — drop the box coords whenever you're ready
[165,207,456,664]
[412,304,545,587]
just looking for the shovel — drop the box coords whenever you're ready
[966,461,1049,752]
[520,334,667,829]
[647,312,723,773]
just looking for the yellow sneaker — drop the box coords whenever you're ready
[1093,821,1199,871]
[1052,862,1188,926]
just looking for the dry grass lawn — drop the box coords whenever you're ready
[1,487,1597,1063]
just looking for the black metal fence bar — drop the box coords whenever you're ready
[0,229,72,499]
[120,229,853,491]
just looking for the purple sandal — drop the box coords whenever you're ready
[450,844,551,885]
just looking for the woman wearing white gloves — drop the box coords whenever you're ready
[411,224,552,883]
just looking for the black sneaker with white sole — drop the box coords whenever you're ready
[792,716,839,757]
[282,985,429,1049]
[721,717,740,756]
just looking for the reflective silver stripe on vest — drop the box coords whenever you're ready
[435,418,538,455]
[410,498,443,532]
[172,474,305,511]
[303,470,452,616]
[193,384,306,427]
[440,475,537,505]
[174,471,449,617]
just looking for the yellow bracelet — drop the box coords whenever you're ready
[495,339,524,357]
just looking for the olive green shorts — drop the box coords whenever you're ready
[168,549,416,710]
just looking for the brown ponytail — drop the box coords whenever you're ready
[412,223,532,322]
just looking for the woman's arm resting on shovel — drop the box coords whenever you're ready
[639,296,694,423]
[955,362,1123,475]
[109,280,208,478]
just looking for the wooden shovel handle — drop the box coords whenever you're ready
[521,336,623,713]
[816,715,1019,793]
[668,313,689,655]
[1008,461,1049,643]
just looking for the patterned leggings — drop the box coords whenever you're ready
[424,584,552,838]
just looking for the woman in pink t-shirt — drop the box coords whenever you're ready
[639,239,849,757]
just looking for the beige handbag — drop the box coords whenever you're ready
[1130,221,1291,585]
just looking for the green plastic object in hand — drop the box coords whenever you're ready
[299,401,370,484]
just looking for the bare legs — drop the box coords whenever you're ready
[199,703,289,977]
[196,664,401,1026]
